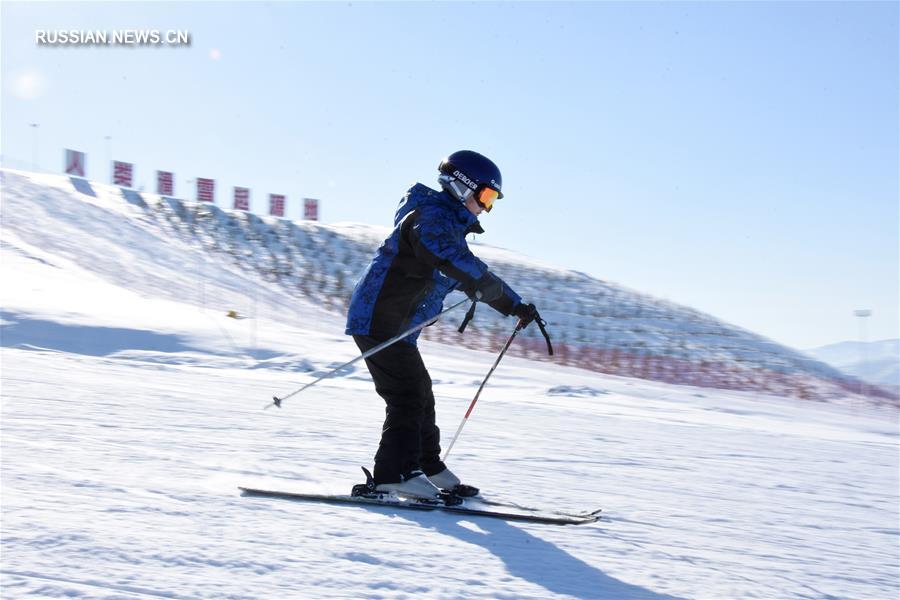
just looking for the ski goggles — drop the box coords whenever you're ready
[475,186,500,212]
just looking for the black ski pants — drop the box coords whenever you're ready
[353,335,447,484]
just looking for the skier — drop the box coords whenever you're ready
[345,150,540,499]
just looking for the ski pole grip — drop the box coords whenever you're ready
[458,301,478,334]
[537,317,553,356]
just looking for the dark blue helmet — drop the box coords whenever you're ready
[438,150,503,199]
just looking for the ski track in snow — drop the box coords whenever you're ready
[2,170,899,599]
[2,345,897,599]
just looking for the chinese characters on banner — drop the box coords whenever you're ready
[157,171,174,196]
[269,194,285,217]
[112,161,133,187]
[197,178,215,202]
[234,187,250,211]
[303,198,319,221]
[65,149,86,176]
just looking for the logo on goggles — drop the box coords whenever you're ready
[452,170,478,191]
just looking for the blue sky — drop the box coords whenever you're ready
[2,1,897,350]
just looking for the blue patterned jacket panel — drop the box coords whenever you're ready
[345,183,520,344]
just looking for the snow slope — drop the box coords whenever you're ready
[4,169,888,405]
[805,340,900,387]
[2,170,899,599]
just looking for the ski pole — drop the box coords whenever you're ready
[442,318,525,461]
[267,297,470,410]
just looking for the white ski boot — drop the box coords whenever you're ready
[428,468,461,490]
[429,468,479,497]
[375,470,441,500]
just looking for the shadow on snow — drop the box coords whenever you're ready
[392,510,683,600]
[0,310,195,357]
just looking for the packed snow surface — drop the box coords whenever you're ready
[2,171,898,599]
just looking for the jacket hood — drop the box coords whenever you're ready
[399,183,484,234]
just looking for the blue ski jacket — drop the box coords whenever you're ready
[345,183,521,345]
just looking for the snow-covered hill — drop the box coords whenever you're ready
[1,169,898,598]
[3,169,893,406]
[805,339,900,388]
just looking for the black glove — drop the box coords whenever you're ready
[514,303,554,355]
[466,272,504,303]
[513,302,540,328]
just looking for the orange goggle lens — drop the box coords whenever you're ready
[476,187,499,212]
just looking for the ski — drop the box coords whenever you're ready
[461,495,603,520]
[238,487,600,526]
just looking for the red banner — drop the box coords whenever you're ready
[197,178,215,202]
[65,149,85,177]
[156,171,174,196]
[269,194,285,217]
[234,187,250,211]
[303,198,319,221]
[112,161,133,187]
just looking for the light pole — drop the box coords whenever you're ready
[29,123,39,171]
[854,309,871,397]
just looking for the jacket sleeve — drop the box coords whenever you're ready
[404,206,521,315]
